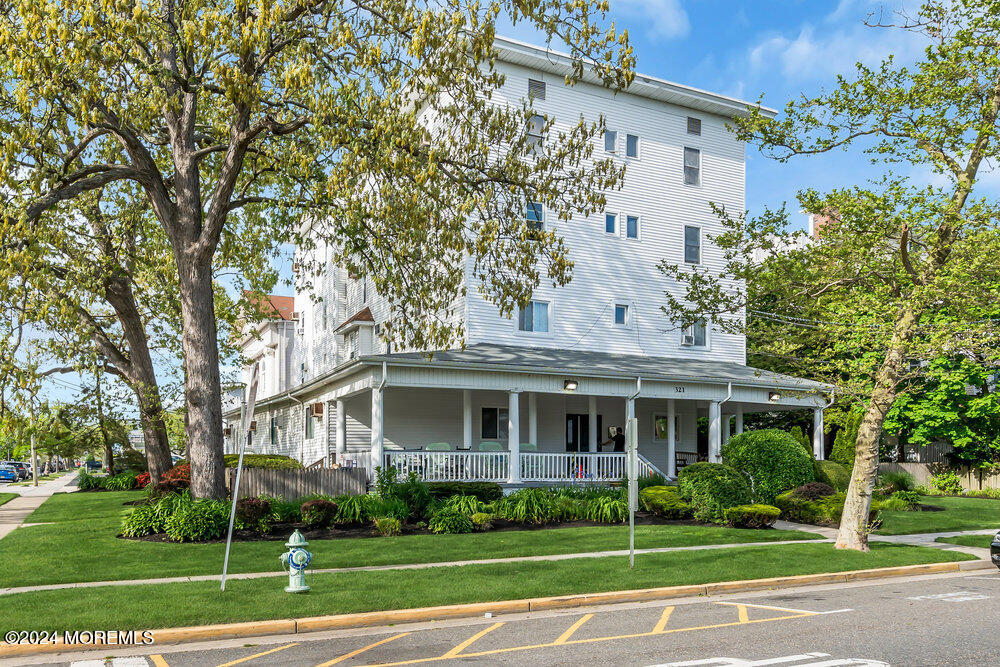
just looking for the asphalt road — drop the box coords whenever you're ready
[18,568,1000,667]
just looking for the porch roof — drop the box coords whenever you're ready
[364,343,831,392]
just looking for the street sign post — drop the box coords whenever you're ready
[221,363,258,592]
[626,416,638,569]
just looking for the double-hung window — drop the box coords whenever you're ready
[526,114,545,154]
[625,133,639,158]
[526,200,544,232]
[270,417,277,447]
[684,225,701,264]
[304,406,314,439]
[614,304,629,326]
[681,318,707,347]
[605,212,617,234]
[684,147,701,186]
[481,407,510,440]
[518,300,549,333]
[626,215,639,239]
[604,129,617,153]
[687,116,702,136]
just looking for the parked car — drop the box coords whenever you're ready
[85,460,103,471]
[0,465,18,483]
[1,461,27,480]
[992,531,1000,570]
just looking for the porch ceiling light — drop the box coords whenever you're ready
[564,379,579,391]
[768,391,781,403]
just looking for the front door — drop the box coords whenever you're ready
[566,414,603,452]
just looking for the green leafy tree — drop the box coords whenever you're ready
[658,0,1000,550]
[830,406,863,467]
[0,0,634,498]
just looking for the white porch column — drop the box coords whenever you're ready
[508,391,521,484]
[335,399,346,462]
[722,415,732,446]
[708,401,722,463]
[813,407,825,460]
[666,399,676,479]
[370,386,383,476]
[463,390,473,450]
[735,405,744,434]
[588,396,598,453]
[528,392,538,446]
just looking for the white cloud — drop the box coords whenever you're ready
[613,0,690,39]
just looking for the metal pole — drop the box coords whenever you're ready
[30,432,38,487]
[222,364,258,592]
[627,416,638,569]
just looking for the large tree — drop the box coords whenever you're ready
[659,0,1000,550]
[0,1,633,497]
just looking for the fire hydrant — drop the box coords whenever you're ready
[280,529,312,593]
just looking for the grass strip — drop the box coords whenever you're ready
[0,493,17,507]
[935,534,995,549]
[0,542,974,632]
[875,495,1000,535]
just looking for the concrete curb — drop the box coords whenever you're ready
[1,558,992,658]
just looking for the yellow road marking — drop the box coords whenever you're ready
[651,606,675,634]
[317,633,410,667]
[553,614,592,645]
[736,604,750,623]
[357,612,818,666]
[442,622,504,657]
[716,601,821,615]
[150,655,169,667]
[217,643,300,667]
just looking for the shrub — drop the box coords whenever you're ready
[470,512,494,531]
[930,471,964,495]
[639,486,692,519]
[222,454,303,470]
[135,472,150,489]
[814,461,851,491]
[104,472,139,492]
[428,506,474,534]
[788,426,811,454]
[553,495,585,521]
[366,495,410,522]
[115,449,147,472]
[443,494,487,516]
[427,482,503,503]
[585,495,628,523]
[774,490,845,525]
[77,471,104,491]
[723,504,781,529]
[677,462,752,523]
[267,497,302,523]
[553,485,619,500]
[889,490,920,508]
[164,498,230,542]
[721,429,814,503]
[162,463,191,483]
[301,499,339,528]
[146,478,190,498]
[332,494,368,525]
[120,503,159,537]
[878,471,916,494]
[830,408,862,466]
[791,482,836,500]
[636,473,668,490]
[495,488,558,524]
[374,516,402,536]
[235,497,272,533]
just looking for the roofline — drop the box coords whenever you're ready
[492,35,778,119]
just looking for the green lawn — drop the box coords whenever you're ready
[0,492,17,507]
[875,495,1000,535]
[0,491,821,589]
[936,534,997,549]
[0,542,973,632]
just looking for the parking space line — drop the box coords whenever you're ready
[217,642,300,667]
[316,633,411,666]
[735,605,750,623]
[150,656,169,667]
[553,614,592,644]
[441,622,504,657]
[652,606,675,633]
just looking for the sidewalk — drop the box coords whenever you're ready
[775,520,994,560]
[0,472,78,540]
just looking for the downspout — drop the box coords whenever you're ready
[720,381,733,407]
[825,387,836,409]
[628,376,642,403]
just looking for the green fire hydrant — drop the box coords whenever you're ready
[280,529,312,593]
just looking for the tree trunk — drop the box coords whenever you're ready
[177,255,226,499]
[836,308,916,551]
[136,390,172,482]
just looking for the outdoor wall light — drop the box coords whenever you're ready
[768,391,781,402]
[564,379,579,391]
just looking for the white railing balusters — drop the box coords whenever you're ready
[384,450,510,483]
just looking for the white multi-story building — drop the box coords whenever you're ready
[224,37,830,484]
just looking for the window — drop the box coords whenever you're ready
[614,304,628,326]
[362,279,367,303]
[681,318,707,347]
[684,225,701,264]
[518,300,549,333]
[526,114,545,154]
[322,303,327,329]
[605,213,617,234]
[304,407,314,439]
[684,147,700,185]
[626,215,639,239]
[604,129,617,153]
[481,407,510,440]
[687,116,702,136]
[270,417,277,447]
[528,78,546,101]
[653,414,680,440]
[625,133,639,158]
[526,200,544,232]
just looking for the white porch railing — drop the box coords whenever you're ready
[520,452,626,483]
[337,451,374,472]
[384,450,510,483]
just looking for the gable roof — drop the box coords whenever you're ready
[245,293,295,321]
[335,306,375,332]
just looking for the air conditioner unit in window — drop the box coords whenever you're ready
[310,402,324,418]
[681,334,696,346]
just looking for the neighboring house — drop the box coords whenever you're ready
[224,37,831,484]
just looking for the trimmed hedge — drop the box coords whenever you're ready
[223,454,303,470]
[427,482,503,503]
[639,486,692,519]
[722,504,780,529]
[813,460,851,491]
[721,429,815,503]
[677,462,752,524]
[774,489,846,525]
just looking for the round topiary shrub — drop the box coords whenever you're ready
[301,499,339,528]
[235,497,272,533]
[677,462,752,524]
[722,504,781,529]
[639,486,692,519]
[791,482,836,500]
[721,429,815,503]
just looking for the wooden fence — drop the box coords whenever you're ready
[879,462,1000,491]
[226,467,368,500]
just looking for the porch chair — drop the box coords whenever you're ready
[477,441,502,452]
[519,443,539,479]
[519,443,537,452]
[425,442,451,451]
